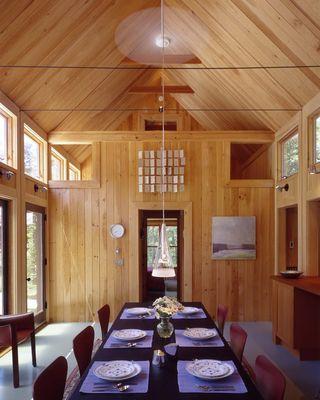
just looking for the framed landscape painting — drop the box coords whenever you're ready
[212,216,256,260]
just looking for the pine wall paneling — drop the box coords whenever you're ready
[49,134,275,322]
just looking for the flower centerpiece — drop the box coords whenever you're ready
[152,296,184,338]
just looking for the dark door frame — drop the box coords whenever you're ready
[0,199,9,315]
[25,203,46,325]
[139,209,184,302]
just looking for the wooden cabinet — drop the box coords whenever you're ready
[272,276,320,360]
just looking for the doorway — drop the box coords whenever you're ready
[0,199,8,315]
[140,210,184,302]
[26,203,46,325]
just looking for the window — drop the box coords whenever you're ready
[26,204,46,325]
[313,115,320,164]
[51,148,66,180]
[281,131,299,178]
[0,105,15,167]
[24,126,45,181]
[145,120,177,131]
[0,200,8,315]
[69,164,80,181]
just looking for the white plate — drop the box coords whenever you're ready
[186,359,234,381]
[93,361,142,382]
[112,329,146,341]
[178,307,200,315]
[183,328,217,341]
[126,307,151,316]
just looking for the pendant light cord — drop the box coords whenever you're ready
[161,0,165,224]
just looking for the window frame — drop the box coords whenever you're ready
[0,199,8,315]
[279,128,299,180]
[24,125,46,182]
[50,148,67,180]
[309,110,320,168]
[68,163,81,181]
[0,104,16,168]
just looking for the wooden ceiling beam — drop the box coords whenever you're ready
[48,130,274,144]
[120,55,202,65]
[128,85,194,94]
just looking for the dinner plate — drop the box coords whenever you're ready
[186,359,234,381]
[93,361,142,381]
[183,328,217,341]
[112,329,146,341]
[126,307,151,316]
[178,306,200,315]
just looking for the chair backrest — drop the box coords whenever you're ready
[73,326,94,377]
[97,304,110,338]
[217,304,228,335]
[230,323,247,362]
[33,356,67,400]
[255,355,286,400]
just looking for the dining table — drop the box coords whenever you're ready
[69,302,263,399]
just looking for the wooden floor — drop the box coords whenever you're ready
[0,322,317,400]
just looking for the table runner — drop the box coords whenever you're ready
[177,360,248,394]
[174,329,224,347]
[104,330,154,349]
[79,361,150,394]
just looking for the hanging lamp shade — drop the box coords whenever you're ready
[152,223,175,277]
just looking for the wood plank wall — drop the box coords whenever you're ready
[49,137,274,322]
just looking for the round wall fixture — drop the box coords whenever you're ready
[110,224,125,239]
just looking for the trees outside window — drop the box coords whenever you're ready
[281,132,299,178]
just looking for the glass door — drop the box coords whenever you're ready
[0,199,8,315]
[26,204,46,324]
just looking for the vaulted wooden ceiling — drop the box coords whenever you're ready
[0,0,320,133]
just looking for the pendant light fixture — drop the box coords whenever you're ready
[152,0,175,278]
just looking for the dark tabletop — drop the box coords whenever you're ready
[69,302,262,400]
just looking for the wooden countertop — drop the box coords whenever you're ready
[271,275,320,296]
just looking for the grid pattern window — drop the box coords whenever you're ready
[314,115,320,164]
[69,164,80,181]
[0,106,15,167]
[281,131,299,178]
[24,127,45,181]
[51,149,66,180]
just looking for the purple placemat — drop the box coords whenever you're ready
[175,329,224,347]
[80,361,150,394]
[177,360,248,393]
[104,330,154,348]
[120,308,155,320]
[172,309,207,319]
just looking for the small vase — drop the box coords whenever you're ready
[157,316,174,339]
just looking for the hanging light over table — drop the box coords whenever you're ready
[152,0,176,279]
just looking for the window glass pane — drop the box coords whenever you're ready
[0,114,7,164]
[282,132,299,177]
[169,247,177,268]
[24,134,40,179]
[51,155,61,180]
[147,246,156,269]
[69,166,80,181]
[166,226,177,246]
[147,226,159,246]
[26,210,44,314]
[315,116,320,164]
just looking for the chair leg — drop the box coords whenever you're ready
[31,332,37,367]
[12,343,19,388]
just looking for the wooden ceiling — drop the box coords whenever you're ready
[0,0,320,133]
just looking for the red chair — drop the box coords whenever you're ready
[73,326,94,377]
[97,304,110,339]
[33,356,67,400]
[230,323,247,362]
[255,355,286,400]
[217,304,228,335]
[0,313,36,387]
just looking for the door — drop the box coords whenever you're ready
[26,203,46,325]
[140,210,184,302]
[0,199,8,315]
